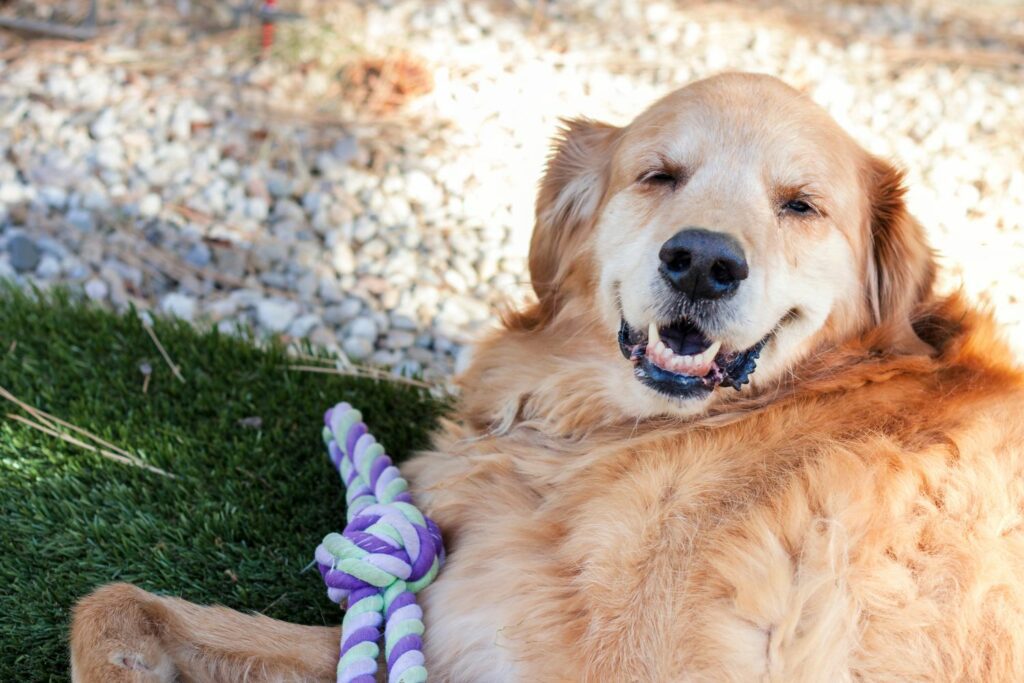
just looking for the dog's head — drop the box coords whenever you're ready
[481,73,935,426]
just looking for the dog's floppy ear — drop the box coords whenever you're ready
[864,156,936,353]
[529,118,621,318]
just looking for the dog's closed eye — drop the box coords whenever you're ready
[784,199,814,214]
[637,162,690,191]
[639,170,679,186]
[777,190,824,218]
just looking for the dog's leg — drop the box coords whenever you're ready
[70,582,340,683]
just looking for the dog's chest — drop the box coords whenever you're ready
[420,408,1024,682]
[548,439,800,678]
[497,428,921,681]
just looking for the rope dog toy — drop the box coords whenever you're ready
[315,402,445,683]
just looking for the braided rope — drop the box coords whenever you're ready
[315,402,445,683]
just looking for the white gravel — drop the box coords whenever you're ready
[1,0,1022,383]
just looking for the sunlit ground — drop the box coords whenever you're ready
[1,0,1022,363]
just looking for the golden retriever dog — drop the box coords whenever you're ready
[70,72,1024,682]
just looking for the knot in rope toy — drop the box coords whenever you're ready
[315,402,445,683]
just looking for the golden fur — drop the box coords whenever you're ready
[71,73,1024,682]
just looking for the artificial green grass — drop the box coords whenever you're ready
[0,287,444,682]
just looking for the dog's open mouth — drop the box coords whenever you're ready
[618,317,769,399]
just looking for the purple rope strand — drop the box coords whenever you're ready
[315,402,444,683]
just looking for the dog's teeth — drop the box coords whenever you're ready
[648,323,660,348]
[687,341,722,372]
[692,353,714,375]
[647,338,724,376]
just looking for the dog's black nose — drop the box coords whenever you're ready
[659,228,749,300]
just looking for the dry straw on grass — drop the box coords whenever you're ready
[0,385,174,478]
